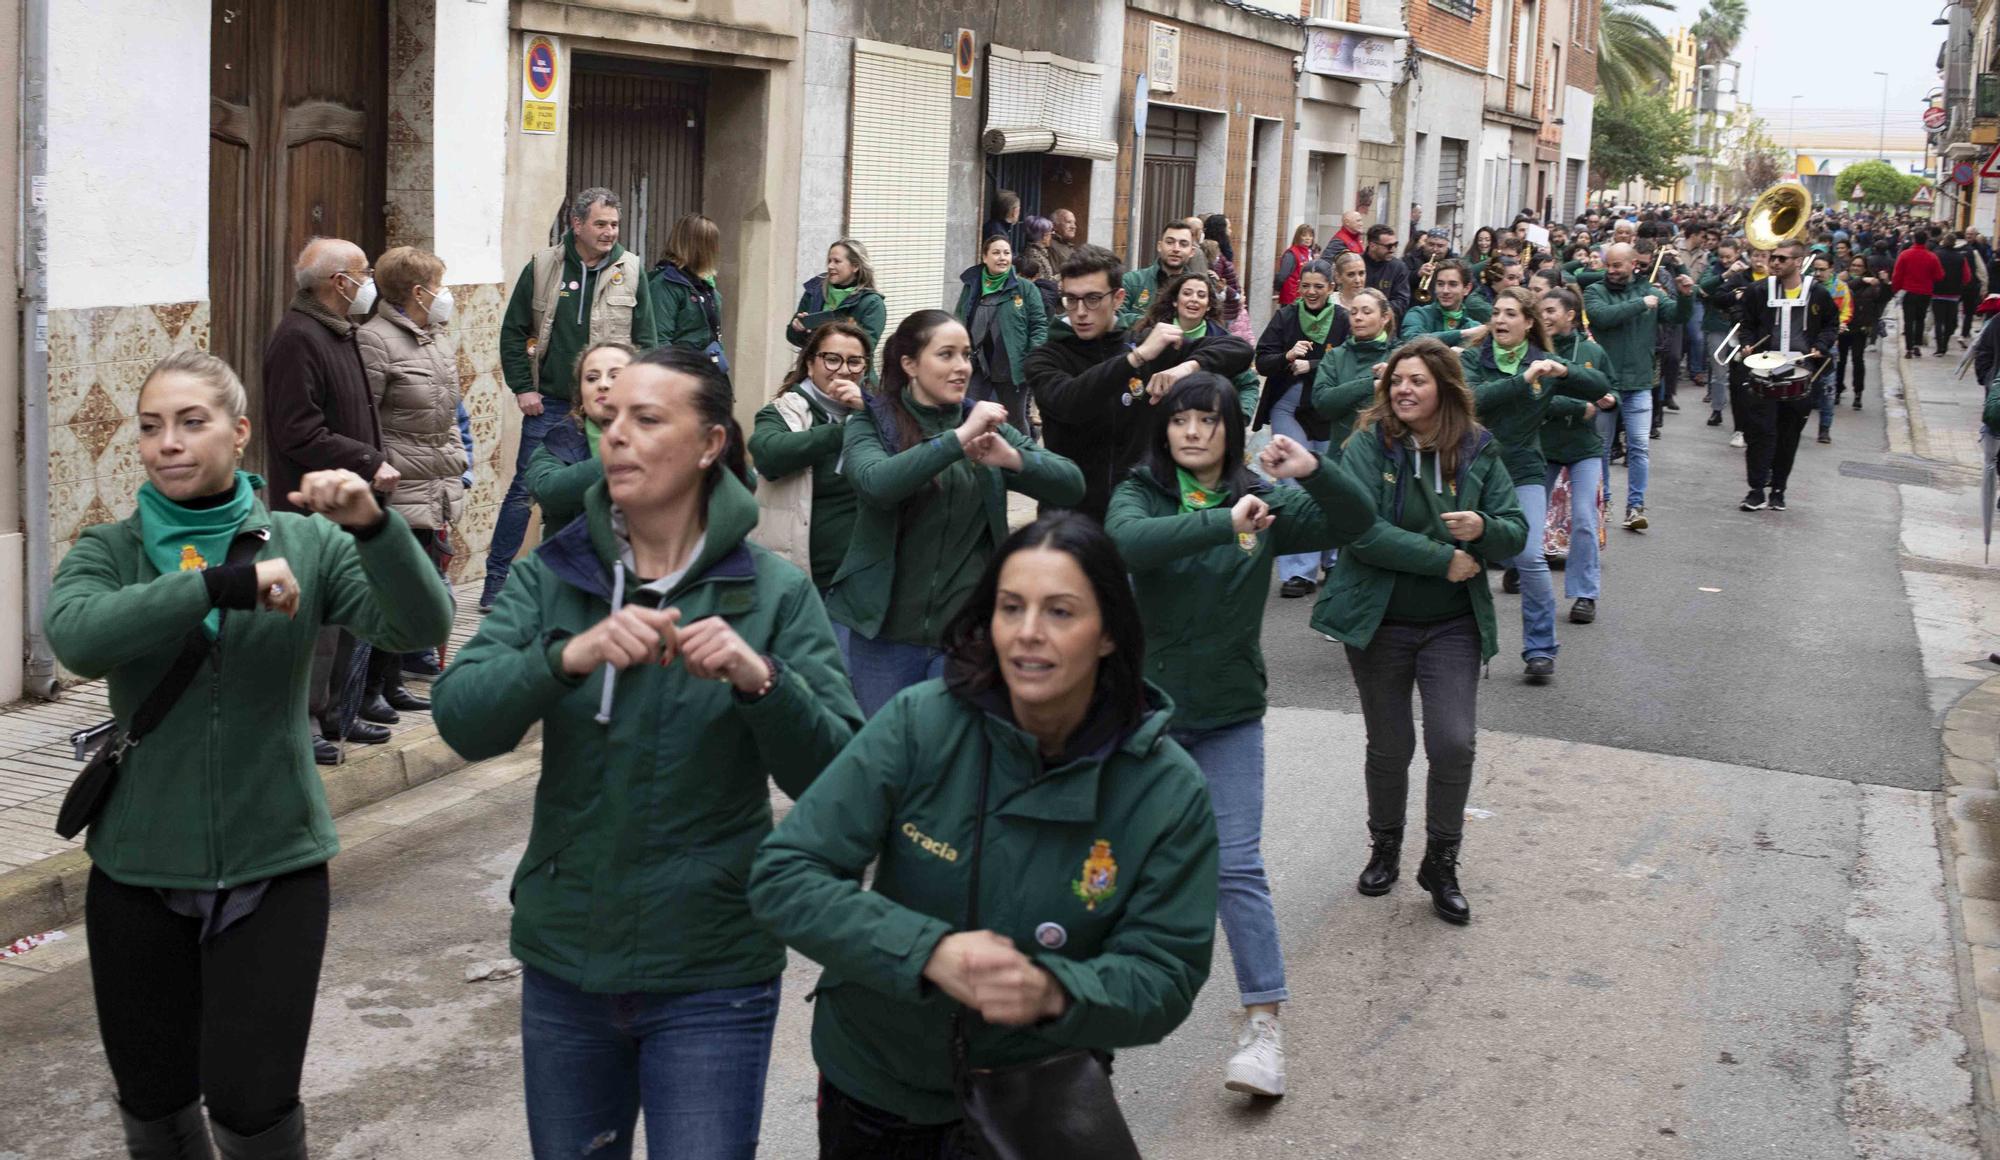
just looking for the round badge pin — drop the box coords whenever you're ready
[1035,922,1068,950]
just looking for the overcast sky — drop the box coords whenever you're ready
[1657,0,1940,149]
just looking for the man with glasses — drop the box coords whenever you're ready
[1733,239,1837,512]
[1025,245,1253,522]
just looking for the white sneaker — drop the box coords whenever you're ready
[1224,1011,1286,1097]
[1729,431,1746,449]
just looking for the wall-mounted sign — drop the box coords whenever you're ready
[522,34,560,135]
[1923,105,1949,132]
[954,29,976,99]
[1149,22,1180,94]
[1912,184,1936,206]
[1304,27,1400,84]
[1953,160,1976,186]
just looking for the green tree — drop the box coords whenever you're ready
[1590,95,1695,190]
[1692,0,1747,67]
[1717,113,1784,202]
[1598,0,1676,106]
[1838,159,1924,208]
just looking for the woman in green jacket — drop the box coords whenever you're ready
[1312,336,1526,925]
[1136,271,1258,419]
[1105,374,1374,1098]
[748,320,870,608]
[955,233,1048,436]
[1310,287,1397,452]
[752,513,1218,1154]
[650,213,728,373]
[523,341,632,533]
[48,350,454,1158]
[788,238,888,362]
[826,309,1085,716]
[1536,287,1617,624]
[432,348,862,1159]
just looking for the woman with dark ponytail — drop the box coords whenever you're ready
[826,309,1085,715]
[433,346,863,1158]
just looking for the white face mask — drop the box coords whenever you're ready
[422,286,455,326]
[340,272,378,317]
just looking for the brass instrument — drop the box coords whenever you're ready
[1714,181,1816,369]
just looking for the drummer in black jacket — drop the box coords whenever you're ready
[1734,239,1840,512]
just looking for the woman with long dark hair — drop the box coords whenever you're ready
[1105,374,1372,1096]
[434,348,862,1159]
[1463,226,1498,275]
[1273,223,1318,308]
[826,309,1084,715]
[1138,272,1258,419]
[955,233,1049,435]
[1202,213,1250,337]
[49,351,454,1158]
[1312,337,1526,925]
[752,513,1219,1156]
[749,320,872,600]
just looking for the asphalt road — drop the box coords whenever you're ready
[1262,358,1944,790]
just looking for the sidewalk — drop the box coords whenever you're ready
[1890,320,2000,1120]
[0,582,494,946]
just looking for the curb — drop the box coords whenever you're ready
[1892,335,1937,461]
[1943,675,2000,1113]
[0,720,494,946]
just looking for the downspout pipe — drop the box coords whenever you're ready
[21,0,59,699]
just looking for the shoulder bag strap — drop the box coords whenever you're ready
[125,529,269,748]
[951,730,995,1092]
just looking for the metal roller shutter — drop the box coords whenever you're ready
[1437,138,1464,218]
[850,41,954,338]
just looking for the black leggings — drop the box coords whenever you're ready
[1837,329,1870,396]
[818,1076,975,1160]
[86,863,330,1134]
[1903,293,1932,352]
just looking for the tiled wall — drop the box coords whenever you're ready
[386,0,437,253]
[46,302,211,570]
[447,281,511,584]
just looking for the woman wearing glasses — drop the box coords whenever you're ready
[751,321,873,645]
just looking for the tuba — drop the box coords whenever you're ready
[1713,181,1816,369]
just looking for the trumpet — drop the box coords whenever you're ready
[1417,264,1434,296]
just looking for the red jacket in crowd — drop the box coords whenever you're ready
[1891,243,1945,296]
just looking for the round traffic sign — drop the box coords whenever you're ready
[1923,105,1949,131]
[525,36,559,100]
[1955,161,1977,186]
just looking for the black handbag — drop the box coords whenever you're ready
[952,746,1143,1160]
[54,530,267,840]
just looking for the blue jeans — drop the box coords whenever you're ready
[1171,720,1287,1005]
[845,632,945,717]
[486,397,574,592]
[1509,483,1555,660]
[1267,383,1333,583]
[1545,458,1602,601]
[1813,368,1836,432]
[1595,389,1651,509]
[521,967,780,1160]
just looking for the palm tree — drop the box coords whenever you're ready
[1692,0,1748,68]
[1598,0,1676,106]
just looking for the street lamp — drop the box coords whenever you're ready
[1934,1,1962,25]
[1872,70,1889,159]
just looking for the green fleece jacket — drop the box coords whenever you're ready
[1398,295,1494,346]
[1582,276,1691,393]
[1458,339,1610,484]
[432,474,861,995]
[750,680,1217,1124]
[1105,461,1374,730]
[1308,426,1527,661]
[1311,333,1396,451]
[47,495,454,889]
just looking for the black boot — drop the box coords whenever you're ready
[210,1104,306,1160]
[1415,838,1471,924]
[357,693,400,725]
[1356,826,1403,896]
[382,676,431,714]
[120,1100,214,1159]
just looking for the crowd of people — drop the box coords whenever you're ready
[50,180,1980,1160]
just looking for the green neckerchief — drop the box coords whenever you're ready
[823,281,858,312]
[1176,467,1229,514]
[585,416,604,458]
[700,273,716,288]
[1441,304,1465,327]
[1179,319,1209,341]
[1495,340,1528,376]
[135,470,257,638]
[1298,300,1336,344]
[980,269,1009,296]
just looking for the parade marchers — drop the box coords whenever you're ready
[48,184,1976,1160]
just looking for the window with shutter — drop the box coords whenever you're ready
[849,41,955,340]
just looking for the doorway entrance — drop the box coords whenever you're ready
[566,56,708,266]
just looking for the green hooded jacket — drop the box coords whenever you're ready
[649,263,725,354]
[1458,339,1610,485]
[1307,425,1528,661]
[1582,277,1691,393]
[431,474,862,994]
[1398,294,1494,346]
[1105,460,1374,730]
[1539,331,1613,465]
[955,267,1050,382]
[787,277,889,353]
[1310,333,1396,451]
[46,491,454,889]
[750,679,1217,1125]
[825,391,1084,642]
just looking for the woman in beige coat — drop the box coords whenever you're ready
[355,245,465,720]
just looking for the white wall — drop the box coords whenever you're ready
[434,0,512,285]
[1408,58,1484,237]
[1562,85,1593,210]
[47,1,209,309]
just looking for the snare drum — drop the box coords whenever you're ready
[1743,350,1812,400]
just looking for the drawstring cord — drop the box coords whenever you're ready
[594,559,626,725]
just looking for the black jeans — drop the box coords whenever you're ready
[1740,390,1813,492]
[1964,291,1983,338]
[86,863,330,1134]
[1343,614,1482,841]
[1933,296,1961,353]
[818,1076,974,1160]
[1903,293,1932,353]
[1837,328,1870,397]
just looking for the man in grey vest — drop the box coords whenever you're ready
[484,187,657,610]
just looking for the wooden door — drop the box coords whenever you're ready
[566,57,706,266]
[210,0,386,456]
